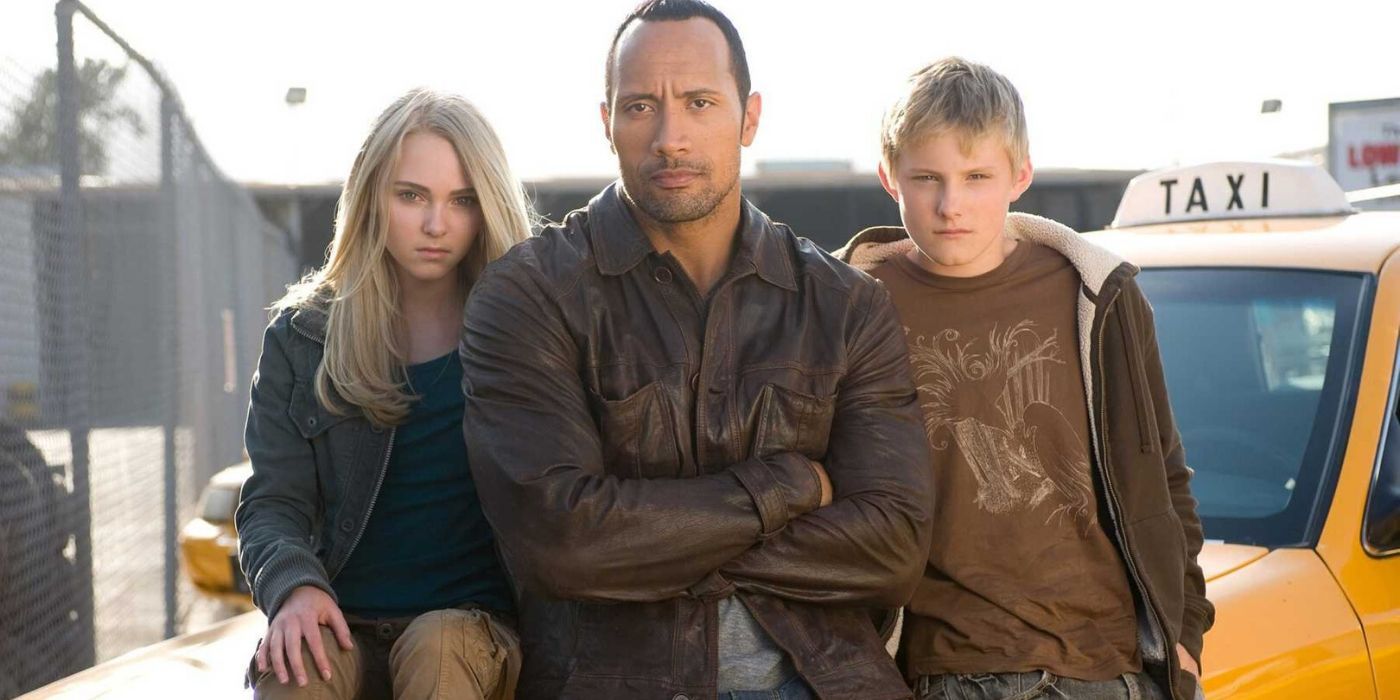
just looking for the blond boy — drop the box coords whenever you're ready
[838,58,1212,700]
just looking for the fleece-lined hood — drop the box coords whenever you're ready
[835,212,1140,404]
[835,212,1135,297]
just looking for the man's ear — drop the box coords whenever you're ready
[877,160,900,202]
[600,101,615,154]
[1010,155,1034,202]
[740,91,762,147]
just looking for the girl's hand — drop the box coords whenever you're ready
[255,585,354,687]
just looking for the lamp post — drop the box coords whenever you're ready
[284,87,307,183]
[281,87,308,265]
[1260,99,1285,160]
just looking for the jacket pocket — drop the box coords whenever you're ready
[589,381,681,478]
[568,599,678,681]
[286,381,358,530]
[1128,510,1188,642]
[287,381,353,440]
[1117,300,1161,454]
[751,383,838,461]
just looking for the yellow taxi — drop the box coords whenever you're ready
[1087,160,1400,698]
[177,462,253,607]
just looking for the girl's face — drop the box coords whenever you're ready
[384,131,483,286]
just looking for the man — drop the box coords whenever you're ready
[460,1,933,698]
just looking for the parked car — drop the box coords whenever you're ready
[177,462,252,608]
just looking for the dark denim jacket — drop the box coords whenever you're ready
[236,302,396,620]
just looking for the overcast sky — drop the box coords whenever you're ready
[3,0,1398,185]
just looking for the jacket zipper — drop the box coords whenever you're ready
[333,427,395,580]
[1091,284,1178,700]
[289,320,397,581]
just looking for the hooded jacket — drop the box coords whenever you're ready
[837,213,1215,700]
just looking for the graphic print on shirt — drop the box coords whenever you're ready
[909,320,1097,536]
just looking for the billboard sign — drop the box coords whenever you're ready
[1329,98,1400,192]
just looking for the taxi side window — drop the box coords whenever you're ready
[1365,362,1400,555]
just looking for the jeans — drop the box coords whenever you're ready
[721,675,817,700]
[914,670,1169,700]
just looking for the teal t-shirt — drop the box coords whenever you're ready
[333,352,513,618]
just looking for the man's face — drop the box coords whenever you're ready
[602,18,760,226]
[879,130,1033,277]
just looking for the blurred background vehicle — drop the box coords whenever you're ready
[177,462,252,609]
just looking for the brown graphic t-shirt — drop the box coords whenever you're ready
[872,241,1140,681]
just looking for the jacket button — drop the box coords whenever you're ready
[371,424,384,434]
[689,373,699,391]
[340,519,354,533]
[672,694,690,700]
[653,267,673,284]
[307,416,318,427]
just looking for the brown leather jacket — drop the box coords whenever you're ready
[461,184,934,699]
[839,216,1216,700]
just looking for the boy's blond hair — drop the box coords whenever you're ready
[881,57,1029,169]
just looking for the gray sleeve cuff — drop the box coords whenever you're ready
[251,545,335,620]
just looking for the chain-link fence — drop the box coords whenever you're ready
[0,2,298,695]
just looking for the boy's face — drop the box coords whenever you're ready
[879,130,1033,278]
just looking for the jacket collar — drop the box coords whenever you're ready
[288,296,330,343]
[588,182,797,291]
[835,212,1135,296]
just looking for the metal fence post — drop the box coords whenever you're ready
[160,92,180,641]
[54,0,97,668]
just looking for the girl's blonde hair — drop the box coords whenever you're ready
[275,89,532,426]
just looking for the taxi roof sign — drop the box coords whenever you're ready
[1110,159,1355,228]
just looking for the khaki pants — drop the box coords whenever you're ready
[252,608,521,700]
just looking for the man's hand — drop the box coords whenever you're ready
[1176,642,1201,680]
[808,459,833,507]
[255,585,354,687]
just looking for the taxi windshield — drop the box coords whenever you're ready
[1137,268,1371,547]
